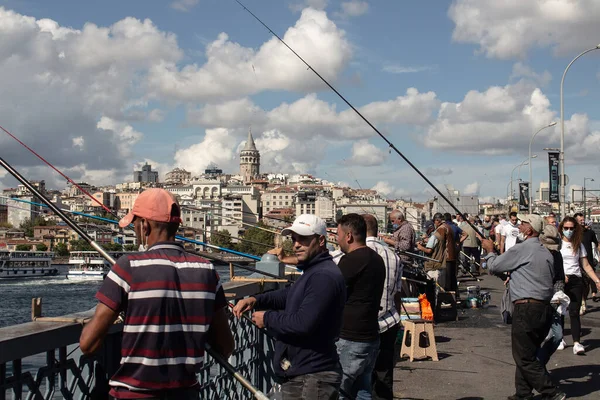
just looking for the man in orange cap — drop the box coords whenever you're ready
[80,188,234,400]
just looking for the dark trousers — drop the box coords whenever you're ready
[565,275,584,342]
[583,269,598,297]
[511,303,556,397]
[444,261,457,292]
[372,324,399,400]
[280,368,342,399]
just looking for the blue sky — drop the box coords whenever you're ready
[1,0,599,202]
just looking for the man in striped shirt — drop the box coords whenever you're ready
[80,188,234,400]
[363,214,403,400]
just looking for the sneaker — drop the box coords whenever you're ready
[573,342,585,355]
[580,302,586,315]
[557,339,566,350]
[542,391,567,400]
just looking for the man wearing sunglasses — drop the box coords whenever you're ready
[481,214,565,400]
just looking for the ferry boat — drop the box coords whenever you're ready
[0,250,58,280]
[66,251,126,281]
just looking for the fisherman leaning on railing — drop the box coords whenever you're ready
[79,189,234,400]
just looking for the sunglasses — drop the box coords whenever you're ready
[563,226,575,231]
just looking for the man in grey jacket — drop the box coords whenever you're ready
[481,214,565,400]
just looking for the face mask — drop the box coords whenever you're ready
[517,232,527,242]
[138,220,148,251]
[563,229,574,239]
[392,223,399,230]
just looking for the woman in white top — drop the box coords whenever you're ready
[558,217,600,355]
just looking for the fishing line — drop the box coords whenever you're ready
[0,124,118,217]
[232,0,483,238]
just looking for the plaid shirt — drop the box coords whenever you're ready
[393,221,415,263]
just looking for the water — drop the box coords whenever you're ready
[0,263,252,328]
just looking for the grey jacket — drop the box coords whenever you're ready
[486,237,554,302]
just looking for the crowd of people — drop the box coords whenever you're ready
[77,188,600,400]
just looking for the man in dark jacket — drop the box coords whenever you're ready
[233,214,346,399]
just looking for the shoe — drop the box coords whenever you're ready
[580,302,586,315]
[557,340,566,350]
[507,394,533,400]
[573,342,585,355]
[542,391,566,400]
[593,295,600,302]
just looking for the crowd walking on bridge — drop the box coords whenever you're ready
[78,188,600,400]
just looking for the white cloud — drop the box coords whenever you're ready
[147,109,166,122]
[189,89,439,140]
[464,181,480,195]
[449,0,600,59]
[146,9,352,102]
[0,7,180,180]
[174,128,238,176]
[290,0,328,12]
[337,1,369,18]
[382,65,436,74]
[426,167,453,177]
[371,181,394,197]
[170,0,199,12]
[510,62,551,87]
[346,140,387,166]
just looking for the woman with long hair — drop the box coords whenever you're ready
[558,216,600,355]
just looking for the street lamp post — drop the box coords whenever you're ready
[584,177,595,219]
[510,159,529,205]
[560,44,600,219]
[529,122,557,213]
[506,178,522,204]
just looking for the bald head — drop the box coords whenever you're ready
[363,214,378,237]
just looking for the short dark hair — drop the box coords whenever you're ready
[574,212,584,218]
[444,213,452,222]
[337,213,366,244]
[433,213,444,222]
[362,214,378,237]
[509,211,518,218]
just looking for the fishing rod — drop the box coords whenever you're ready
[233,0,485,240]
[0,157,270,400]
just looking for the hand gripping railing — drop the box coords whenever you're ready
[0,157,269,400]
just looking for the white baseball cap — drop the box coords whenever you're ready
[517,213,544,234]
[281,214,327,237]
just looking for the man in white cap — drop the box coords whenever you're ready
[482,214,565,400]
[233,214,346,399]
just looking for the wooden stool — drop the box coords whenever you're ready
[400,320,438,362]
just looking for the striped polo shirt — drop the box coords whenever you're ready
[96,242,226,399]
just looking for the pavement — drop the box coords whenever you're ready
[392,273,600,400]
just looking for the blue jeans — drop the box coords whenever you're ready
[337,338,380,400]
[537,310,563,366]
[276,368,342,400]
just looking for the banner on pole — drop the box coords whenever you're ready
[519,182,529,211]
[548,152,559,203]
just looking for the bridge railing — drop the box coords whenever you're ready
[0,281,277,400]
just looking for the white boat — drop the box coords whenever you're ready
[66,251,127,281]
[67,251,109,281]
[0,250,58,280]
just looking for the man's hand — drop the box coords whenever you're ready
[416,242,426,252]
[232,297,257,318]
[252,311,266,328]
[267,247,283,257]
[481,239,495,254]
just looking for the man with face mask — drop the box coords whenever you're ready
[383,210,415,264]
[233,214,346,399]
[80,189,234,400]
[482,214,565,400]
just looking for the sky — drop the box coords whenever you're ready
[1,0,600,203]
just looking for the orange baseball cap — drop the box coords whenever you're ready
[118,188,182,228]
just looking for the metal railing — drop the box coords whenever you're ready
[0,281,276,400]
